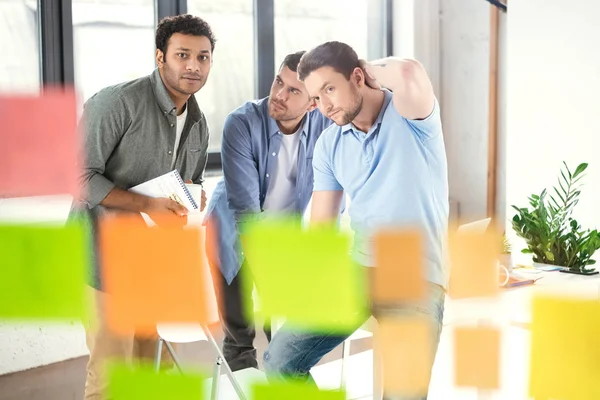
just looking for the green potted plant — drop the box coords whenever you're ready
[511,162,600,275]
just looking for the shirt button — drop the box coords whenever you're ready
[266,174,270,178]
[170,124,174,127]
[272,152,276,156]
[168,151,172,155]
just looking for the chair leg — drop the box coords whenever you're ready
[163,341,183,373]
[154,338,163,372]
[202,326,247,400]
[340,339,351,389]
[210,357,223,400]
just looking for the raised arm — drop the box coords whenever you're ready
[363,58,435,120]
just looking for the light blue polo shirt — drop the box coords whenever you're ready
[312,90,449,287]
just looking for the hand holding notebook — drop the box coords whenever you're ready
[129,170,200,227]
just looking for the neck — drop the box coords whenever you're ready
[159,69,190,115]
[277,114,305,135]
[351,89,385,133]
[169,92,190,116]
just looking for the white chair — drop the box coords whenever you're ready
[153,225,265,400]
[155,323,257,400]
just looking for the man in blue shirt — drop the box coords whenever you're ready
[204,51,332,371]
[262,42,449,399]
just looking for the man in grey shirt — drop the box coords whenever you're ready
[74,15,214,400]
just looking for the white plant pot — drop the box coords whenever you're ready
[499,253,513,272]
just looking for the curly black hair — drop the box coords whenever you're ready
[155,14,216,55]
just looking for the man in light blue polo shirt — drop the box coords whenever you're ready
[203,51,332,371]
[263,41,448,399]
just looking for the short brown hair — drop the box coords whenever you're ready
[297,41,359,81]
[279,51,306,73]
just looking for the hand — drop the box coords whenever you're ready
[145,197,188,228]
[185,180,207,212]
[359,59,380,90]
[200,189,207,211]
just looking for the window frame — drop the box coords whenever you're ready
[38,0,394,171]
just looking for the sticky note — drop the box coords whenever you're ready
[0,89,80,197]
[454,326,500,389]
[373,230,425,302]
[448,230,500,299]
[376,317,433,397]
[241,218,368,333]
[99,216,210,335]
[0,222,87,319]
[529,295,600,399]
[252,381,346,400]
[108,363,204,399]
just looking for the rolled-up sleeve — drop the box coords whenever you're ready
[221,114,261,222]
[79,92,129,208]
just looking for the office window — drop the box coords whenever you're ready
[189,0,255,153]
[72,0,155,105]
[274,0,370,67]
[0,0,40,93]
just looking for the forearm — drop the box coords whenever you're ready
[366,57,422,92]
[100,187,153,213]
[309,191,344,227]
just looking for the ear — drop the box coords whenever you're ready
[155,49,165,67]
[352,67,365,87]
[306,98,317,113]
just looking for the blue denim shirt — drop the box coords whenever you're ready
[204,98,332,284]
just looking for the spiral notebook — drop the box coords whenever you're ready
[129,170,199,226]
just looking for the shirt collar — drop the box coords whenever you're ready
[150,68,203,123]
[341,89,393,135]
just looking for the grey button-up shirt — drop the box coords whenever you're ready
[72,68,209,288]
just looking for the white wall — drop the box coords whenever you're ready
[506,0,600,252]
[440,0,492,224]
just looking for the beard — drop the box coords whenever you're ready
[268,98,303,121]
[163,62,204,96]
[335,90,363,126]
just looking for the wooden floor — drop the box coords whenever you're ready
[0,326,371,400]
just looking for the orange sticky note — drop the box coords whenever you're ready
[99,216,210,335]
[454,326,500,389]
[376,317,433,397]
[373,230,425,302]
[448,230,500,299]
[0,89,80,197]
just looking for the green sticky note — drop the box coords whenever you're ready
[529,295,600,399]
[252,381,346,400]
[0,223,87,319]
[108,363,204,400]
[241,218,368,333]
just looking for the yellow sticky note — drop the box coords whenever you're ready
[529,295,600,399]
[454,326,500,389]
[241,217,368,333]
[376,317,433,397]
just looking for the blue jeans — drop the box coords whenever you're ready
[263,282,445,400]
